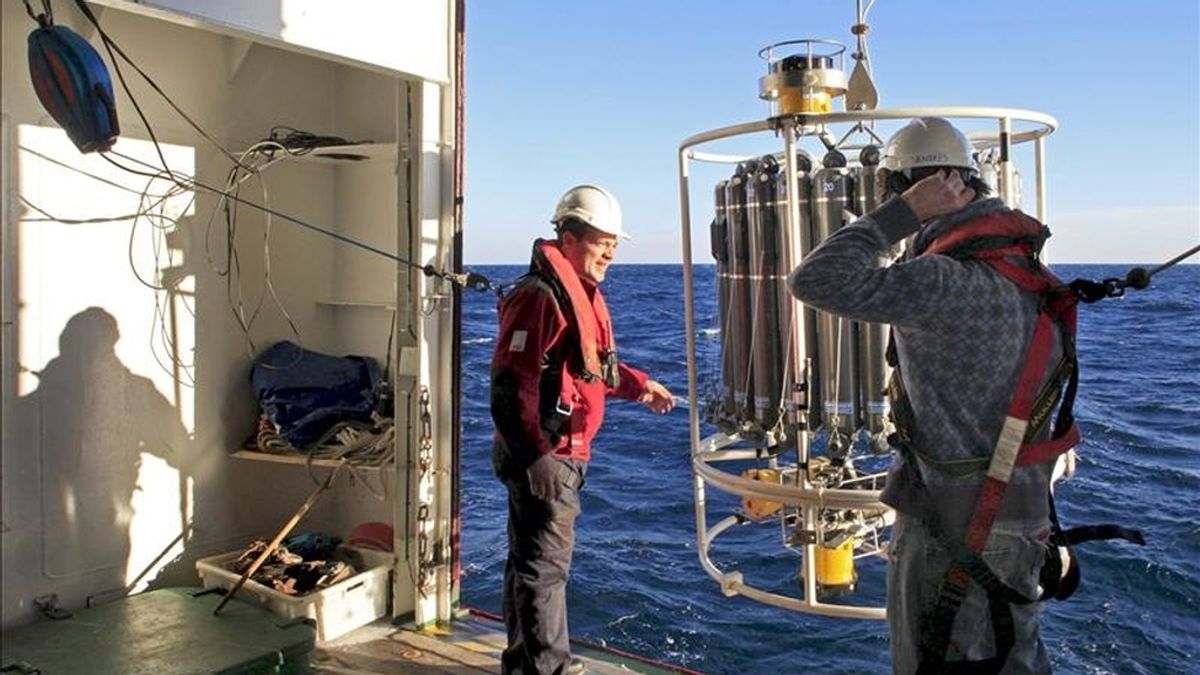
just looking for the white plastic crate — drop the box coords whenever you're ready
[196,544,393,643]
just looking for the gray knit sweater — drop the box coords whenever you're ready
[788,196,1056,535]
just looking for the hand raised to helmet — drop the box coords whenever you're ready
[901,170,976,222]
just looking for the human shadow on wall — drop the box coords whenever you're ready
[15,307,191,604]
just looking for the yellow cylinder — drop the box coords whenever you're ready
[815,538,856,588]
[779,87,833,115]
[741,468,782,520]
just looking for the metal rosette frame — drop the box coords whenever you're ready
[678,107,1057,619]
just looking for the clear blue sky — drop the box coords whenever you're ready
[463,0,1199,264]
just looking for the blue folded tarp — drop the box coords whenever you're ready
[250,341,382,448]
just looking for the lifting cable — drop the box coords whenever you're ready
[1068,243,1200,303]
[851,0,877,71]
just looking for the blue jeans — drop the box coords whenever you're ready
[887,512,1052,674]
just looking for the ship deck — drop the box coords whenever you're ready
[314,612,688,675]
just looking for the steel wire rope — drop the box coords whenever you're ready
[1147,243,1199,277]
[852,0,878,75]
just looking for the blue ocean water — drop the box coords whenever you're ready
[460,262,1200,675]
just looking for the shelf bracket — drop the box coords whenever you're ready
[225,36,254,83]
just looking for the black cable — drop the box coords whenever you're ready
[99,150,166,180]
[17,144,153,195]
[71,1,495,294]
[72,0,253,173]
[75,1,177,179]
[266,126,360,155]
[105,148,496,291]
[23,0,51,27]
[19,195,145,224]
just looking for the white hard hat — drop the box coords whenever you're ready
[551,184,628,239]
[881,117,975,175]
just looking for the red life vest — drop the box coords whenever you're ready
[530,239,615,383]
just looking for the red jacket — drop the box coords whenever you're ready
[490,240,648,468]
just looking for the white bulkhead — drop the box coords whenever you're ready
[1,0,461,631]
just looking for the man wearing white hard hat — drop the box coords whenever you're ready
[490,185,674,675]
[789,117,1128,674]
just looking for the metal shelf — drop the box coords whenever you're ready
[314,298,397,309]
[286,142,398,166]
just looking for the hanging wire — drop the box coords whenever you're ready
[68,2,496,296]
[852,0,877,72]
[23,0,52,27]
[18,195,143,224]
[71,0,254,175]
[101,146,292,363]
[24,0,501,382]
[104,148,495,293]
[17,160,199,385]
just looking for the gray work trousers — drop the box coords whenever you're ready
[499,458,586,675]
[887,512,1052,674]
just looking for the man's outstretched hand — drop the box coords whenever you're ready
[639,380,675,415]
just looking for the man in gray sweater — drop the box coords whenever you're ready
[789,118,1062,674]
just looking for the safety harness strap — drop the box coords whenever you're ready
[1014,425,1080,467]
[965,310,1062,552]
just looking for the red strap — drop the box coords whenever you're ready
[1017,424,1080,467]
[987,258,1050,295]
[965,479,1008,552]
[988,259,1079,334]
[964,312,1060,553]
[1014,314,1056,416]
